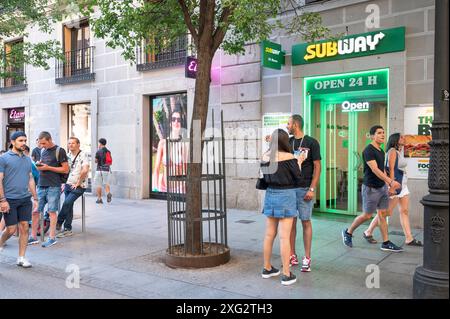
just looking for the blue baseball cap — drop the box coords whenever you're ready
[10,131,27,141]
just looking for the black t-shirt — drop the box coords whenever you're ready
[95,148,110,172]
[362,144,385,188]
[31,147,41,162]
[38,145,68,187]
[289,135,321,188]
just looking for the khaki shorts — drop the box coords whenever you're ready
[94,170,111,187]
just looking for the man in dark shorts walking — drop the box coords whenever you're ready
[0,132,38,267]
[342,125,403,252]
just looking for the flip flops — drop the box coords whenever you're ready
[406,238,423,246]
[363,232,378,244]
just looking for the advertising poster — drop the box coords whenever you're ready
[404,105,433,179]
[262,113,290,155]
[151,93,188,193]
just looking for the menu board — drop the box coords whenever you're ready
[261,113,290,155]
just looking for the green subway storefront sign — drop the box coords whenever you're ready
[305,68,388,95]
[261,40,285,70]
[292,27,405,65]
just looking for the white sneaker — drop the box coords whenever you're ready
[17,256,32,268]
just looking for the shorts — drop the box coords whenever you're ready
[295,187,314,221]
[390,185,410,199]
[94,170,111,187]
[2,197,32,227]
[362,184,389,214]
[37,186,61,213]
[263,188,298,218]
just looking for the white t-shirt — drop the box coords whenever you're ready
[67,150,89,188]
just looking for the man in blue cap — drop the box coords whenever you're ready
[0,131,38,268]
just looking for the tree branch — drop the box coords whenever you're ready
[211,5,233,54]
[198,0,207,37]
[178,0,199,46]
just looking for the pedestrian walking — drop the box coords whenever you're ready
[342,125,403,252]
[0,131,38,268]
[362,133,423,246]
[29,131,69,248]
[259,129,301,286]
[286,114,321,272]
[31,138,41,162]
[56,137,90,238]
[94,138,112,204]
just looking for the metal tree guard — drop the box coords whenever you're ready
[165,110,230,268]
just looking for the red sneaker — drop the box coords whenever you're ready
[289,254,299,267]
[301,256,311,272]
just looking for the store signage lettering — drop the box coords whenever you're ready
[341,101,370,112]
[292,27,405,65]
[304,32,385,61]
[185,56,197,79]
[418,115,433,135]
[306,69,388,95]
[8,108,25,123]
[261,40,285,70]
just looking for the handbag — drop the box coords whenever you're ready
[256,167,268,190]
[256,177,268,190]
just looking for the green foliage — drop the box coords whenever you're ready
[0,0,73,79]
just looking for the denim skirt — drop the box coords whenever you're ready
[263,188,298,218]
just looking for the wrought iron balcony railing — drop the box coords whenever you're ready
[136,36,188,71]
[55,46,95,84]
[0,68,27,93]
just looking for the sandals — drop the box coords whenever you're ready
[363,232,378,244]
[406,238,423,246]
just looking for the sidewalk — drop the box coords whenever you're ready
[0,195,423,299]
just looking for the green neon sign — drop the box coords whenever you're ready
[341,100,370,112]
[292,27,405,65]
[261,40,285,70]
[305,69,388,95]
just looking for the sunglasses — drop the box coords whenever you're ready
[172,117,182,123]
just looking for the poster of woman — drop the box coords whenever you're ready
[151,93,188,193]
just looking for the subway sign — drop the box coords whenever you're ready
[292,27,405,65]
[261,40,285,70]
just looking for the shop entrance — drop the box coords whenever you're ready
[304,69,389,216]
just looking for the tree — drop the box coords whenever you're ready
[80,0,329,255]
[0,0,77,80]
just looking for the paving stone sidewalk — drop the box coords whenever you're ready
[0,195,423,299]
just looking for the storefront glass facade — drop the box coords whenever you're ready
[304,69,389,215]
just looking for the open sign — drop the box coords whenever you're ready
[341,101,370,112]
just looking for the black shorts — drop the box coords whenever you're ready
[2,197,32,227]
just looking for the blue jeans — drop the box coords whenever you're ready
[57,184,85,231]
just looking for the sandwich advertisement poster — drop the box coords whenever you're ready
[404,105,433,179]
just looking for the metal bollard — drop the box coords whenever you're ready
[40,211,45,243]
[81,194,85,232]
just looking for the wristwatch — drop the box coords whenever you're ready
[309,187,315,192]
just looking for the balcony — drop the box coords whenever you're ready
[0,68,27,93]
[55,46,95,85]
[136,36,188,71]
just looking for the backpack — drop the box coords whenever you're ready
[104,149,112,166]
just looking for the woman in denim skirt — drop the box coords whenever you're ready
[259,129,301,286]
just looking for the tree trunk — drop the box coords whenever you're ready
[185,47,213,255]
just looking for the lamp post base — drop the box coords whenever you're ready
[413,266,449,299]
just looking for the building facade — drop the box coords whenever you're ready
[0,0,435,228]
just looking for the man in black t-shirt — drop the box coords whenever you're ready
[286,114,321,272]
[31,138,41,162]
[29,132,69,248]
[94,138,112,204]
[342,125,403,252]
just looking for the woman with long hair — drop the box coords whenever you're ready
[363,133,422,246]
[259,129,301,285]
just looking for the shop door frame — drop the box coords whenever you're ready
[303,68,390,216]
